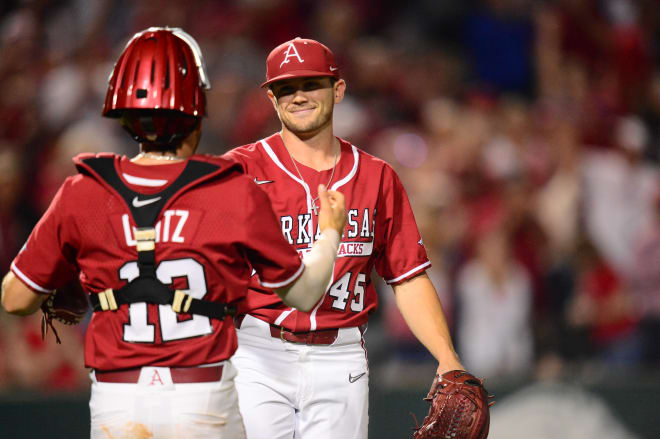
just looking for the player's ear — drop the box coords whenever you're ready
[334,79,346,104]
[267,88,278,110]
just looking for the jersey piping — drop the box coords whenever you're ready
[260,139,315,237]
[385,261,432,284]
[10,261,51,293]
[308,260,336,330]
[273,309,294,326]
[313,145,357,330]
[259,137,317,327]
[260,263,305,289]
[330,144,360,191]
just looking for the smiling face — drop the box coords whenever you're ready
[268,76,345,138]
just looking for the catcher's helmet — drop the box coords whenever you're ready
[103,27,211,145]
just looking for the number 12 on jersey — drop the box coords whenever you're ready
[118,258,213,343]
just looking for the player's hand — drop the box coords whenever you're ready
[317,184,346,235]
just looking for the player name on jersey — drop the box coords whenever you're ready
[120,210,191,246]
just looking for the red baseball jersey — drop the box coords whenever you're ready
[225,133,430,331]
[11,153,304,370]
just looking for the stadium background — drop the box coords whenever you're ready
[0,0,659,437]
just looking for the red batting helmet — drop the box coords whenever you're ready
[103,27,211,145]
[262,38,339,88]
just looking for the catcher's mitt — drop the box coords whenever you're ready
[412,370,492,439]
[41,279,90,344]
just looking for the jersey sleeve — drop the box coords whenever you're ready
[374,165,430,285]
[11,178,79,293]
[222,145,255,175]
[239,178,304,289]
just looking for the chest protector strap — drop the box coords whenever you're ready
[82,156,236,320]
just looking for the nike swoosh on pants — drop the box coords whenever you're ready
[349,372,366,383]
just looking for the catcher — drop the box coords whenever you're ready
[1,27,346,439]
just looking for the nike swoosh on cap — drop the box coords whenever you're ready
[132,196,162,208]
[254,177,275,185]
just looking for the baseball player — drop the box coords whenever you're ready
[1,28,346,439]
[225,37,465,439]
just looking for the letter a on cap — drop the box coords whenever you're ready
[280,41,305,68]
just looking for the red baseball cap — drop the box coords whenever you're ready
[262,37,339,87]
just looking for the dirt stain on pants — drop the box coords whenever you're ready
[101,422,153,439]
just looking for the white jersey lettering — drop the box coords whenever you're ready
[360,208,370,238]
[171,210,188,243]
[347,209,359,238]
[296,213,312,244]
[281,216,294,244]
[280,209,375,247]
[163,210,175,242]
[121,210,190,247]
[122,214,136,247]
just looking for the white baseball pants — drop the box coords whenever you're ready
[89,361,246,439]
[233,315,369,439]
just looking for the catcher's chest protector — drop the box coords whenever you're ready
[79,156,236,320]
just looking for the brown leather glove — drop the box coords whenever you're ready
[413,370,493,439]
[41,279,89,343]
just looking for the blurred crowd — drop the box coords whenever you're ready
[1,0,659,393]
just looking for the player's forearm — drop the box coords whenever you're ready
[1,271,48,315]
[393,273,464,373]
[274,229,340,311]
